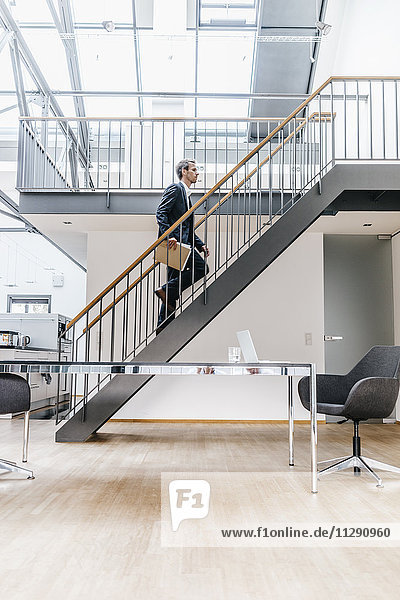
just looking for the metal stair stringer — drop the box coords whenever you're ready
[55,162,400,442]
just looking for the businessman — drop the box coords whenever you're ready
[155,159,209,333]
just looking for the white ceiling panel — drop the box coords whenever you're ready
[9,0,52,23]
[0,46,16,89]
[197,31,255,94]
[76,30,137,91]
[83,97,140,117]
[139,31,195,93]
[196,98,249,118]
[22,29,71,90]
[71,0,133,24]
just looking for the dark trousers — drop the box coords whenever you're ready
[157,249,209,328]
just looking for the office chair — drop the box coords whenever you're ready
[298,346,400,487]
[0,373,34,479]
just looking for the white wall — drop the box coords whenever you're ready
[0,231,86,318]
[86,230,155,302]
[315,0,400,88]
[392,235,400,420]
[86,229,325,420]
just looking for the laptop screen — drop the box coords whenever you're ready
[236,330,259,363]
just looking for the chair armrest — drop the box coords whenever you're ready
[342,377,399,420]
[298,374,349,406]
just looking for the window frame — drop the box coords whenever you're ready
[7,294,52,314]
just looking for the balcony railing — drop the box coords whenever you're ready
[16,116,291,193]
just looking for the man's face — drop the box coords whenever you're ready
[183,162,198,185]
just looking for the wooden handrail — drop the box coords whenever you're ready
[67,75,339,331]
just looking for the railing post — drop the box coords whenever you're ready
[330,81,335,166]
[16,119,24,189]
[203,198,208,304]
[268,138,272,223]
[318,93,322,192]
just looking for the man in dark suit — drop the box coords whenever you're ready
[155,159,209,332]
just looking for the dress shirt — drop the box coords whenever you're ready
[181,180,192,211]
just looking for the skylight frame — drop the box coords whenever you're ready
[199,0,258,29]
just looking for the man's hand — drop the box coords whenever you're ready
[201,245,210,257]
[168,237,178,250]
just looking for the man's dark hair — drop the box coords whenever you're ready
[176,159,196,180]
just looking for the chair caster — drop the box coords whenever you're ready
[27,475,35,480]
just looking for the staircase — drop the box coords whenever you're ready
[55,77,400,441]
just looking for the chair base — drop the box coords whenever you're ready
[318,455,400,487]
[0,458,34,479]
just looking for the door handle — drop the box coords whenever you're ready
[324,335,344,341]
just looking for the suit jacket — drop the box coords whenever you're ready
[156,181,204,251]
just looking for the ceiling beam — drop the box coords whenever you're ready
[0,29,11,54]
[9,37,29,116]
[0,0,89,173]
[1,90,308,99]
[0,0,66,117]
[46,1,87,120]
[307,0,328,94]
[0,226,32,232]
[0,187,86,272]
[131,1,143,117]
[46,0,93,188]
[0,207,24,221]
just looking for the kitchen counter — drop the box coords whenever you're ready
[0,347,70,418]
[0,346,59,352]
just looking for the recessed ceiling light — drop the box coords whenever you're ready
[363,223,372,227]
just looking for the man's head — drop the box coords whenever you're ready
[176,159,198,187]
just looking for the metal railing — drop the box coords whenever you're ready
[17,116,287,193]
[56,77,400,424]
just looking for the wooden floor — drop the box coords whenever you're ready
[1,419,400,600]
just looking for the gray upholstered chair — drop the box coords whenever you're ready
[0,373,34,479]
[298,346,400,487]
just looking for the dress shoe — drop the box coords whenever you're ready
[155,287,175,313]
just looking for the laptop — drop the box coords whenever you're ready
[236,330,291,365]
[236,330,260,363]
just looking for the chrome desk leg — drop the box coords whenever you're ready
[288,376,294,466]
[22,410,30,463]
[310,363,318,493]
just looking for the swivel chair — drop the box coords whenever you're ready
[0,373,34,479]
[298,346,400,487]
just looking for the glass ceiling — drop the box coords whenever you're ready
[0,0,259,123]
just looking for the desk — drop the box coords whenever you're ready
[0,361,318,492]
